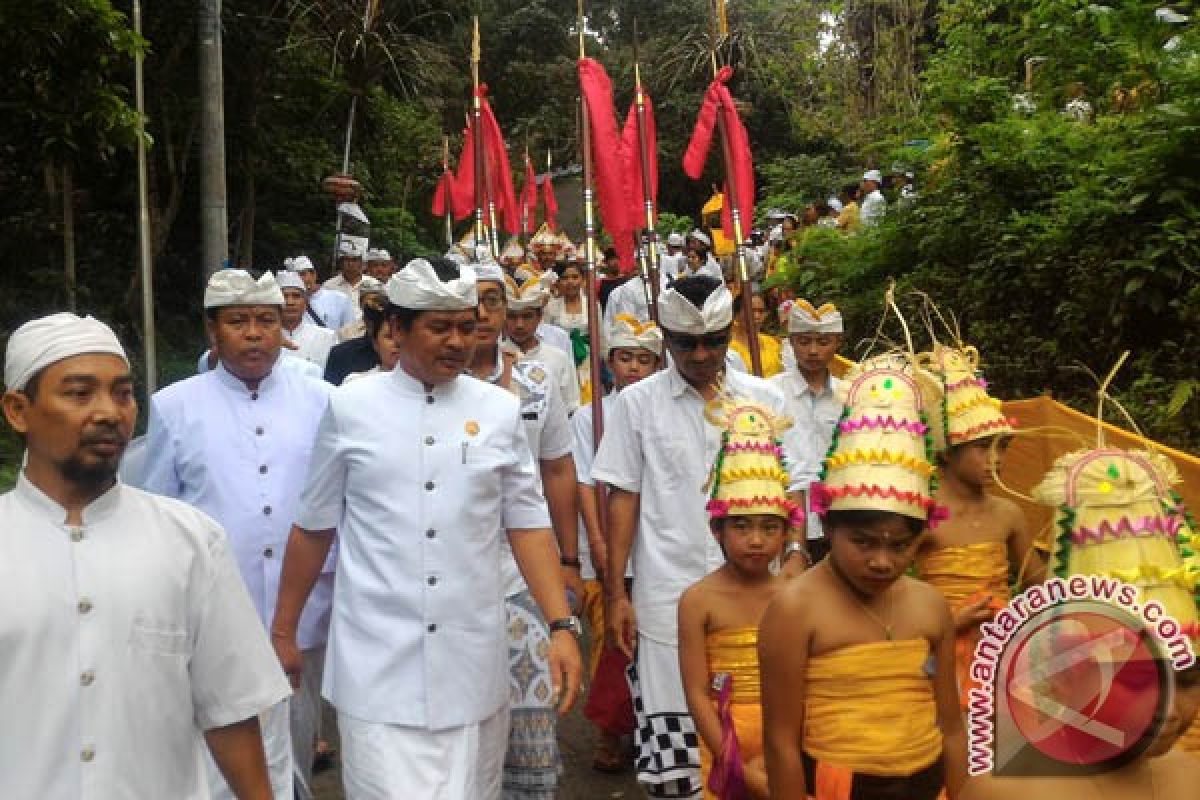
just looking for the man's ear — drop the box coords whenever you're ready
[2,390,31,435]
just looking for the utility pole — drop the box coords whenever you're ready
[198,0,228,278]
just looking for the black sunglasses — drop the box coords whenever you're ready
[666,332,731,351]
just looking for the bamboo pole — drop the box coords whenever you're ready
[577,1,605,456]
[134,0,157,396]
[632,19,660,326]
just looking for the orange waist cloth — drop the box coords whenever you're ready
[700,703,763,800]
[804,639,942,776]
[707,627,761,704]
[916,541,1011,612]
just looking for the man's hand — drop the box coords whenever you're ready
[271,632,303,690]
[606,590,638,661]
[779,550,810,579]
[562,566,586,614]
[547,629,584,715]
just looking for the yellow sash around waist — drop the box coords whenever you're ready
[707,627,761,705]
[917,542,1011,612]
[804,639,942,776]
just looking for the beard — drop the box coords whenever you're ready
[59,440,125,491]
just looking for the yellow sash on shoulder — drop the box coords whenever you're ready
[804,639,942,776]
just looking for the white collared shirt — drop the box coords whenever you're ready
[135,362,334,649]
[520,340,581,412]
[592,366,792,645]
[571,394,631,581]
[602,274,670,336]
[323,274,364,320]
[307,287,355,330]
[284,318,338,372]
[294,367,550,730]
[543,295,589,334]
[0,475,289,799]
[861,189,888,226]
[770,369,845,540]
[493,357,572,597]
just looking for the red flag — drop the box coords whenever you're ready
[541,171,559,231]
[578,57,635,272]
[620,90,658,234]
[449,124,476,221]
[520,153,539,236]
[477,87,520,236]
[432,170,454,217]
[683,66,754,241]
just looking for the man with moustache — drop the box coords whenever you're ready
[592,275,795,797]
[271,258,582,798]
[134,270,334,800]
[0,313,288,799]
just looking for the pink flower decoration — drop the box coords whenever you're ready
[809,483,834,516]
[928,503,951,530]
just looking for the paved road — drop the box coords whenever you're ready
[311,703,643,799]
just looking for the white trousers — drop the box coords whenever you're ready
[204,699,294,800]
[339,706,509,800]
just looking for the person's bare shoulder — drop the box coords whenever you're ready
[989,493,1025,528]
[1152,747,1200,789]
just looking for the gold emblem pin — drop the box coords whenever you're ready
[465,420,480,436]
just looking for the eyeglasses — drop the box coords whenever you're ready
[667,332,731,351]
[478,291,506,311]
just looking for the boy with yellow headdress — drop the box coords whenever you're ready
[678,395,801,798]
[915,340,1044,709]
[760,353,967,799]
[962,441,1200,798]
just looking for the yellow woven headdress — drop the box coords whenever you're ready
[922,342,1016,450]
[704,396,802,525]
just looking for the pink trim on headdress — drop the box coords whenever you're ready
[706,498,732,518]
[948,417,1018,443]
[811,483,949,529]
[945,376,988,392]
[839,415,929,436]
[723,441,786,457]
[1071,515,1184,546]
[707,496,803,525]
[809,482,834,516]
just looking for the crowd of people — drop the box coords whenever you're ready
[1,201,1199,800]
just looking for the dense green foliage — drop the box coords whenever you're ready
[0,0,1196,453]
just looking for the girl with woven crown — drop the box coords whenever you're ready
[962,430,1200,799]
[760,351,968,800]
[916,333,1046,710]
[678,395,800,799]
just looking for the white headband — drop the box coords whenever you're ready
[288,255,316,272]
[474,260,506,284]
[366,248,391,262]
[4,313,128,391]
[688,229,712,248]
[506,272,554,311]
[357,275,386,296]
[657,285,733,335]
[204,270,285,309]
[387,259,478,311]
[787,299,844,334]
[607,315,664,356]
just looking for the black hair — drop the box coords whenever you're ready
[603,247,618,261]
[841,183,860,199]
[671,274,723,310]
[823,509,925,538]
[21,368,45,402]
[363,297,389,340]
[204,307,220,322]
[387,257,464,331]
[552,260,584,278]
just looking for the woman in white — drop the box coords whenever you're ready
[543,261,589,335]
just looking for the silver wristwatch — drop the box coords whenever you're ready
[783,541,811,565]
[548,616,583,637]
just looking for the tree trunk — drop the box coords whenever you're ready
[62,163,77,311]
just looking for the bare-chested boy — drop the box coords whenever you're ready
[678,398,796,798]
[759,355,968,799]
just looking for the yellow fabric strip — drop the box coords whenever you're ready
[804,639,942,776]
[707,627,762,704]
[916,542,1012,612]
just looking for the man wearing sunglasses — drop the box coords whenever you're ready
[591,275,799,798]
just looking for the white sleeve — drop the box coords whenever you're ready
[134,399,184,499]
[190,524,291,729]
[503,406,553,531]
[555,350,581,411]
[591,390,642,493]
[570,406,596,486]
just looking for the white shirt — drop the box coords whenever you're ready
[307,287,355,330]
[602,274,669,336]
[770,370,845,541]
[284,318,338,372]
[323,273,364,316]
[294,367,550,730]
[592,366,792,645]
[543,295,589,334]
[571,395,631,582]
[861,189,888,226]
[0,475,289,800]
[537,321,574,360]
[494,357,573,597]
[135,362,335,650]
[520,340,581,412]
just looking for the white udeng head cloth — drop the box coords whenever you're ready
[287,255,316,273]
[787,299,844,334]
[204,269,285,309]
[4,313,128,391]
[472,258,506,284]
[657,285,733,335]
[276,271,306,292]
[506,272,554,311]
[387,258,478,311]
[607,314,664,357]
[366,248,391,263]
